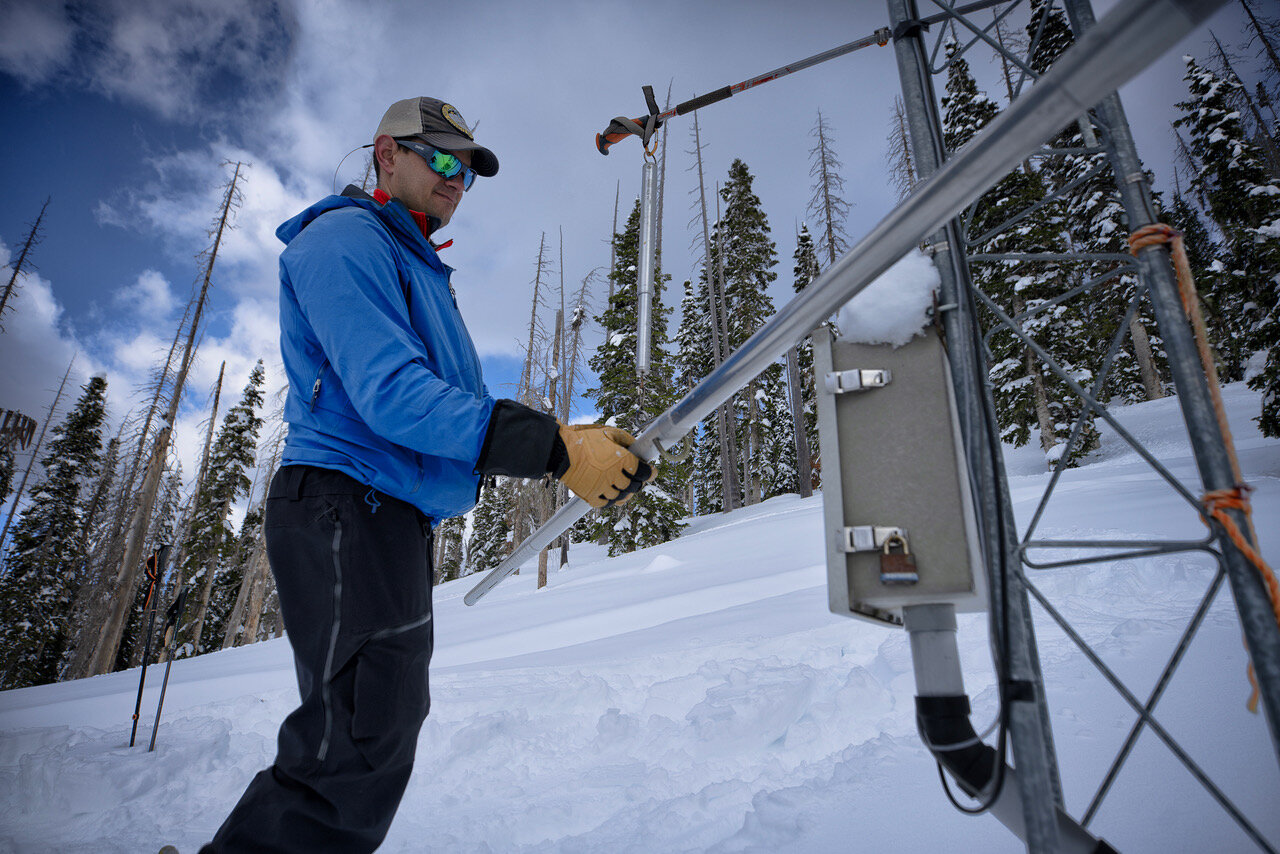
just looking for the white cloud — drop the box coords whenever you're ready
[0,257,101,435]
[111,269,175,322]
[0,0,74,87]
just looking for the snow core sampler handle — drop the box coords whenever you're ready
[470,0,1227,606]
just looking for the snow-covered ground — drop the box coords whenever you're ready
[1,384,1278,854]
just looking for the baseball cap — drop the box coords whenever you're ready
[374,97,499,177]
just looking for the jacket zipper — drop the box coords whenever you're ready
[309,361,329,411]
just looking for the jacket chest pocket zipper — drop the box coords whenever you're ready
[309,361,329,411]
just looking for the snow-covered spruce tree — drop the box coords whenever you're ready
[0,445,14,509]
[1176,55,1280,434]
[467,476,515,575]
[586,200,687,555]
[676,270,726,514]
[716,160,798,499]
[792,224,821,488]
[942,38,1099,464]
[1023,0,1166,405]
[176,361,265,656]
[0,375,107,689]
[434,515,466,582]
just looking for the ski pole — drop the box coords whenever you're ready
[593,0,1039,155]
[148,585,188,752]
[475,0,1228,604]
[595,26,892,154]
[129,545,169,748]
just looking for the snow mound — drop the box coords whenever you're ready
[836,248,940,347]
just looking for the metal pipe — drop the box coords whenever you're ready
[904,606,1112,854]
[466,0,1227,607]
[637,158,658,377]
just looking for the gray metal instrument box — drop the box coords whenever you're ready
[814,327,987,626]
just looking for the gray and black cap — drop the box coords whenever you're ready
[374,96,499,177]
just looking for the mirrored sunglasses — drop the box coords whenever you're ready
[397,139,477,191]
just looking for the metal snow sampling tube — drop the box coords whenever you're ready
[465,0,1228,607]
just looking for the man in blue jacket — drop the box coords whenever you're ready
[200,97,652,854]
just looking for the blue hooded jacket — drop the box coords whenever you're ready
[275,187,495,521]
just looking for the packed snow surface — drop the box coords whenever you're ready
[2,385,1279,853]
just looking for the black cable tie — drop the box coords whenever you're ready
[892,19,929,41]
[1003,679,1036,703]
[915,694,972,717]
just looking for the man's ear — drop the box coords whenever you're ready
[373,134,398,179]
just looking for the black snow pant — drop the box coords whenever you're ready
[202,465,435,854]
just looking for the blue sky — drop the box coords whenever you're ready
[0,0,1253,496]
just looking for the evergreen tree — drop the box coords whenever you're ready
[0,375,108,688]
[586,200,687,554]
[942,38,1099,464]
[435,515,466,582]
[1024,0,1166,405]
[467,477,515,575]
[716,160,797,499]
[176,361,265,656]
[1176,55,1280,433]
[792,225,821,487]
[0,445,14,510]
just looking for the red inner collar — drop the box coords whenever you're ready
[372,188,451,249]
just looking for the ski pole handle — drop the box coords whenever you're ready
[596,116,649,155]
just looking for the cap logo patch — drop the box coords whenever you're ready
[441,103,473,139]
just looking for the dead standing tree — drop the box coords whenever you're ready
[688,112,740,511]
[84,161,245,677]
[0,197,50,333]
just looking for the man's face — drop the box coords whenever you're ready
[380,137,472,227]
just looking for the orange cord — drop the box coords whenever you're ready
[1129,224,1278,713]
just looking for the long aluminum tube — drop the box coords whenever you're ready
[637,158,658,377]
[465,0,1226,607]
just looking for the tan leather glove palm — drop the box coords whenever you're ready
[558,424,654,508]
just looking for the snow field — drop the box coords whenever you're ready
[0,384,1278,853]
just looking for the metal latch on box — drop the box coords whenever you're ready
[838,525,906,553]
[824,369,891,394]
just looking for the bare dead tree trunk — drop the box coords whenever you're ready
[607,182,620,327]
[1013,296,1059,457]
[809,111,850,269]
[712,185,743,508]
[1211,30,1280,174]
[85,162,244,676]
[1129,313,1165,400]
[221,436,277,649]
[0,197,50,331]
[184,362,228,653]
[689,114,739,512]
[1240,0,1280,83]
[560,273,592,566]
[785,346,813,498]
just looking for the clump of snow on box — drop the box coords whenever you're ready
[835,248,939,347]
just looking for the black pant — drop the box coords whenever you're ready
[203,466,435,853]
